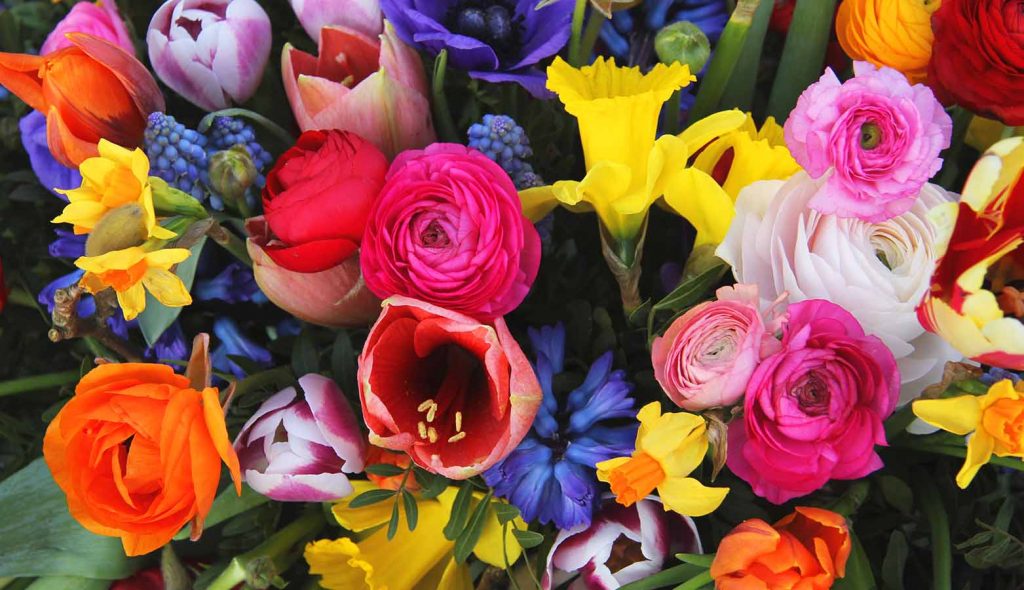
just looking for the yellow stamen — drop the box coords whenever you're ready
[417,421,427,440]
[447,432,466,443]
[426,404,437,423]
[427,427,438,444]
[607,452,665,507]
[455,411,463,432]
[417,399,435,413]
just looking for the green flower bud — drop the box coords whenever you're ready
[655,21,711,73]
[151,177,209,219]
[209,146,258,214]
[84,203,149,257]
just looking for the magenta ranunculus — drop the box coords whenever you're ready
[360,144,541,321]
[783,62,951,222]
[233,374,367,502]
[41,0,134,56]
[727,299,899,504]
[652,284,784,411]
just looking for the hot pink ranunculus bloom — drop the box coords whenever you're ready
[784,62,951,222]
[727,299,900,504]
[360,144,542,321]
[41,0,134,55]
[652,284,784,411]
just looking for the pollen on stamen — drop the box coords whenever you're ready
[416,399,435,413]
[426,404,438,423]
[427,427,438,443]
[447,431,467,443]
[417,421,428,439]
[455,411,463,432]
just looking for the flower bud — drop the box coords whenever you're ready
[150,177,209,219]
[655,21,711,73]
[84,204,149,256]
[209,146,258,212]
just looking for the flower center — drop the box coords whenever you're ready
[982,398,1024,454]
[606,536,647,573]
[860,122,882,150]
[419,219,452,248]
[606,451,664,506]
[792,372,830,416]
[450,1,522,57]
[413,345,485,445]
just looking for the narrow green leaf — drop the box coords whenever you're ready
[619,564,704,590]
[876,475,913,516]
[444,482,476,541]
[675,553,715,568]
[494,502,521,526]
[291,329,319,376]
[917,477,951,590]
[718,0,773,111]
[174,483,268,540]
[653,261,728,314]
[834,528,877,589]
[26,577,110,590]
[330,330,358,396]
[402,490,419,532]
[512,529,544,549]
[386,501,401,540]
[672,570,713,590]
[414,467,449,500]
[348,489,397,509]
[766,0,839,122]
[881,530,908,590]
[365,464,405,477]
[454,493,492,563]
[688,0,761,123]
[138,236,206,346]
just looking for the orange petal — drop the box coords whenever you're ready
[0,51,46,111]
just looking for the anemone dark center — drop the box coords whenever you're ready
[792,372,830,416]
[450,1,522,58]
[860,122,882,150]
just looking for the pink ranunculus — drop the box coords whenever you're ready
[41,0,134,55]
[358,296,542,480]
[233,374,367,502]
[783,62,952,222]
[282,22,434,159]
[360,144,542,321]
[727,299,900,504]
[288,0,382,40]
[652,284,784,411]
[542,496,702,590]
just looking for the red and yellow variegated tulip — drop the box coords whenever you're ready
[918,137,1024,369]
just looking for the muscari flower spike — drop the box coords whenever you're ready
[483,323,638,530]
[467,113,544,189]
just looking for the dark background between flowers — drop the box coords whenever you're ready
[0,0,1020,588]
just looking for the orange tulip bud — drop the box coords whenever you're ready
[0,33,164,167]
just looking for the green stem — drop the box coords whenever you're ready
[234,366,296,400]
[568,0,589,66]
[766,0,839,122]
[895,440,1024,472]
[199,108,295,147]
[884,403,918,442]
[674,570,713,590]
[665,90,682,135]
[619,564,704,590]
[432,50,460,142]
[0,370,80,397]
[689,0,759,124]
[205,510,325,590]
[579,10,607,64]
[207,221,252,267]
[6,287,38,310]
[916,480,951,590]
[830,480,870,518]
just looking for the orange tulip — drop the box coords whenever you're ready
[43,362,241,556]
[0,33,164,167]
[710,507,851,590]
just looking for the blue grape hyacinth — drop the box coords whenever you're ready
[467,114,544,189]
[483,324,638,530]
[600,0,729,68]
[144,112,210,200]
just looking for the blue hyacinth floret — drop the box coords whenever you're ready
[467,114,544,190]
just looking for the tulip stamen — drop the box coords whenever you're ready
[427,427,438,443]
[455,411,463,432]
[417,421,428,439]
[448,432,467,443]
[417,398,440,423]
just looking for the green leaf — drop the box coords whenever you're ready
[688,0,762,123]
[330,330,358,396]
[877,475,914,516]
[512,529,544,549]
[0,459,140,579]
[174,483,268,540]
[453,493,492,563]
[672,570,713,590]
[916,477,951,590]
[881,530,908,590]
[386,500,400,540]
[365,464,405,477]
[138,237,207,347]
[291,329,319,377]
[675,553,715,568]
[718,0,774,111]
[766,0,840,122]
[25,577,111,590]
[402,490,419,532]
[834,529,877,590]
[414,467,449,500]
[444,482,475,541]
[649,261,728,338]
[348,489,397,509]
[618,564,705,590]
[493,502,521,526]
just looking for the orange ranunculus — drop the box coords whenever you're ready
[0,33,164,167]
[43,363,241,556]
[835,0,940,85]
[710,507,851,590]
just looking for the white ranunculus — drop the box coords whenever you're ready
[716,171,963,404]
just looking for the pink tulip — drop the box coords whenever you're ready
[41,0,134,56]
[282,22,435,158]
[147,0,271,111]
[246,216,382,328]
[234,374,367,502]
[289,0,382,40]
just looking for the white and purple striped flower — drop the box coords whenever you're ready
[233,374,367,502]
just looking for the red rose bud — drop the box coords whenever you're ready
[357,296,542,479]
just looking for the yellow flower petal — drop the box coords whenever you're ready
[661,168,735,246]
[141,268,192,308]
[305,538,373,590]
[52,200,108,230]
[472,497,524,567]
[116,283,146,321]
[658,476,728,517]
[956,432,996,489]
[519,186,560,222]
[595,456,631,483]
[144,248,192,269]
[912,396,983,436]
[677,109,747,153]
[419,557,472,590]
[74,247,147,273]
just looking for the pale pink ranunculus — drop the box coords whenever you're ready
[289,0,382,40]
[360,144,541,321]
[652,284,784,411]
[234,374,367,502]
[784,61,952,222]
[357,296,542,480]
[246,216,382,328]
[41,0,134,55]
[542,496,702,590]
[282,22,434,159]
[727,299,900,504]
[147,0,272,111]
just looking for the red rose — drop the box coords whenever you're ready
[929,0,1024,125]
[260,130,388,273]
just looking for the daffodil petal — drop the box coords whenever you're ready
[116,284,146,321]
[658,477,729,517]
[141,268,192,308]
[519,186,560,222]
[595,456,630,483]
[912,396,983,435]
[661,168,735,246]
[677,109,747,152]
[956,432,996,488]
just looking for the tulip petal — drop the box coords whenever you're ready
[299,374,367,472]
[68,33,164,117]
[245,470,354,502]
[0,52,47,112]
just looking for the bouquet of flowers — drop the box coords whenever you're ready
[1,0,1023,588]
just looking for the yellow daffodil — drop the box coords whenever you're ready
[913,379,1024,488]
[521,57,737,248]
[596,402,728,517]
[76,246,192,321]
[53,139,174,240]
[305,481,523,590]
[687,110,801,199]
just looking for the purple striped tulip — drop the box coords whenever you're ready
[233,374,367,502]
[289,0,382,40]
[147,0,271,111]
